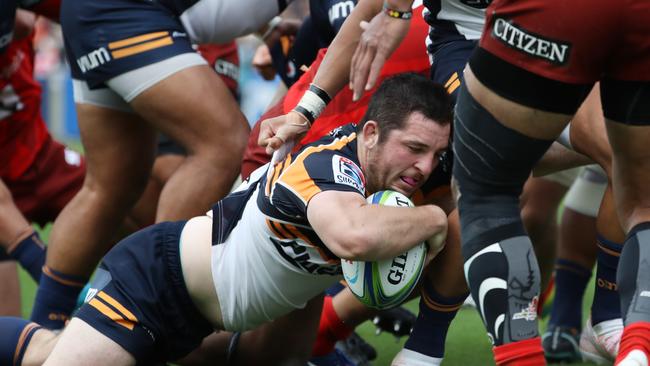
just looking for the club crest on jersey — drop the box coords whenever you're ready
[332,155,365,193]
[492,17,571,65]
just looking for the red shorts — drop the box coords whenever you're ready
[4,137,85,227]
[473,0,650,121]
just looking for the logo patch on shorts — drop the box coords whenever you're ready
[492,17,571,65]
[332,155,365,193]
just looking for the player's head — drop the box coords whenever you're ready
[357,73,452,196]
[357,73,452,143]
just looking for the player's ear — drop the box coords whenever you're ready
[361,120,380,149]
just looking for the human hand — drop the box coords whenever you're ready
[258,110,310,161]
[424,206,448,265]
[252,44,276,80]
[349,11,410,101]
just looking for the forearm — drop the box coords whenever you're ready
[312,0,384,95]
[342,204,447,261]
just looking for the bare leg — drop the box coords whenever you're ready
[521,177,568,290]
[0,262,20,316]
[44,318,135,366]
[46,106,156,278]
[178,295,323,366]
[129,65,250,221]
[125,154,185,230]
[0,180,32,250]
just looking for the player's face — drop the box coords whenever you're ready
[364,112,450,197]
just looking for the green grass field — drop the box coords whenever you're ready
[17,225,601,366]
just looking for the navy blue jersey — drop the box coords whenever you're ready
[272,0,358,86]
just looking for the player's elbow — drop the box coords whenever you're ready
[328,232,376,261]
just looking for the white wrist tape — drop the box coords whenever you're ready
[293,84,331,124]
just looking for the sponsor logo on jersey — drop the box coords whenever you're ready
[332,155,365,193]
[492,17,571,65]
[214,59,239,81]
[0,84,24,120]
[77,47,111,73]
[328,1,355,24]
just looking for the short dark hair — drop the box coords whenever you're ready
[357,73,453,142]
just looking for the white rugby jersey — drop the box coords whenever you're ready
[210,125,364,331]
[423,0,490,41]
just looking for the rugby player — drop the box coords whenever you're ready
[29,0,283,329]
[259,0,617,363]
[385,2,648,365]
[0,73,450,366]
[0,7,84,316]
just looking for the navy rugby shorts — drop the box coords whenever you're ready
[60,0,195,89]
[74,221,213,364]
[428,37,476,101]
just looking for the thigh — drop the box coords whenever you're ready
[44,318,136,366]
[604,120,650,232]
[76,104,156,197]
[232,295,324,366]
[127,64,248,152]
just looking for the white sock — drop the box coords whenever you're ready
[392,348,443,366]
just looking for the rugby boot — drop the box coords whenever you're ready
[580,317,623,364]
[372,306,417,337]
[542,325,581,363]
[391,348,443,366]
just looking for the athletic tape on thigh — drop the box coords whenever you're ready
[563,165,607,217]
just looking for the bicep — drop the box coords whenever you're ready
[307,190,366,256]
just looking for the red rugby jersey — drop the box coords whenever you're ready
[0,35,49,180]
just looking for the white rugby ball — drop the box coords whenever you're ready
[341,190,427,310]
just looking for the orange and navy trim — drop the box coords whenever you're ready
[108,31,174,59]
[88,291,139,330]
[13,322,41,366]
[444,72,461,95]
[273,134,356,205]
[420,289,463,313]
[42,266,86,288]
[266,218,338,263]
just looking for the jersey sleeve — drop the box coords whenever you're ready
[270,149,366,218]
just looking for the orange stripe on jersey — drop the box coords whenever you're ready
[42,266,86,287]
[108,31,169,49]
[111,37,174,59]
[283,223,337,264]
[97,291,138,322]
[267,156,292,196]
[89,298,135,330]
[275,135,355,204]
[13,322,39,366]
[421,291,462,312]
[270,220,293,239]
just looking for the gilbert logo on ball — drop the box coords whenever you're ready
[341,190,427,309]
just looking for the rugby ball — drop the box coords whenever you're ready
[341,190,427,310]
